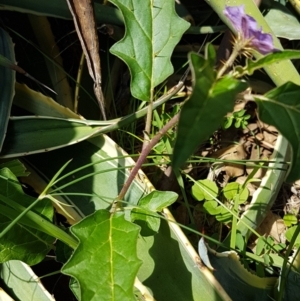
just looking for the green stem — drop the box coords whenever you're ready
[217,41,242,78]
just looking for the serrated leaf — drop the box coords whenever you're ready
[255,81,300,182]
[192,179,218,201]
[172,51,248,170]
[0,168,54,265]
[109,0,190,101]
[62,210,142,301]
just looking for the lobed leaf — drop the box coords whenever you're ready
[62,210,142,301]
[109,0,190,100]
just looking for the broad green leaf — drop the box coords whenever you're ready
[137,218,229,301]
[26,136,231,301]
[191,179,218,201]
[131,190,178,236]
[109,0,190,100]
[203,200,223,215]
[172,51,248,170]
[131,208,160,236]
[0,168,54,265]
[24,135,150,216]
[0,159,29,177]
[0,28,15,152]
[223,183,249,204]
[285,226,300,246]
[255,81,300,182]
[0,260,56,301]
[1,85,180,158]
[241,50,300,76]
[14,83,80,118]
[137,190,178,211]
[62,210,142,301]
[283,214,298,227]
[264,2,300,40]
[0,0,124,25]
[1,117,101,158]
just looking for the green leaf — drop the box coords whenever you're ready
[285,225,300,246]
[62,210,142,301]
[233,109,246,118]
[131,208,160,236]
[109,0,190,100]
[235,232,245,251]
[264,2,300,41]
[191,179,218,201]
[255,81,300,182]
[243,50,300,76]
[0,28,15,152]
[263,253,271,266]
[0,168,54,265]
[0,0,124,26]
[223,116,233,129]
[131,191,178,236]
[283,213,298,227]
[137,190,178,211]
[1,260,56,301]
[223,183,249,204]
[172,51,248,170]
[0,159,29,177]
[256,237,266,256]
[1,87,179,158]
[1,117,101,158]
[203,200,222,215]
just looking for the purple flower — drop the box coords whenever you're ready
[224,5,275,54]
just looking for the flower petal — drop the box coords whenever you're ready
[241,15,257,40]
[250,30,275,54]
[224,5,276,54]
[224,5,245,32]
